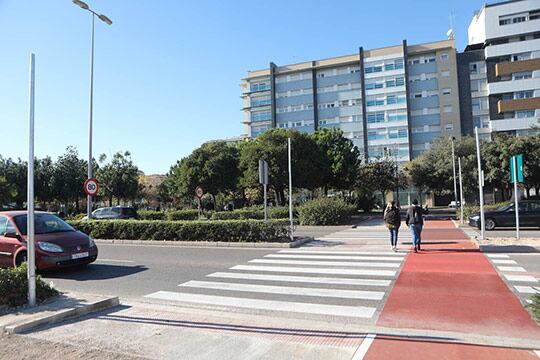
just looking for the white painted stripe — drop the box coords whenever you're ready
[504,274,538,283]
[207,272,392,287]
[265,254,403,262]
[497,266,526,272]
[249,259,400,268]
[95,258,135,263]
[179,280,385,300]
[491,259,517,264]
[231,265,396,277]
[534,349,540,357]
[279,250,405,256]
[352,334,376,360]
[514,286,540,294]
[144,291,376,318]
[486,254,509,258]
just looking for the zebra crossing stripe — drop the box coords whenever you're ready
[231,265,396,277]
[486,254,509,258]
[504,274,538,283]
[265,254,403,262]
[279,250,405,256]
[514,285,540,294]
[207,272,392,287]
[249,259,400,268]
[178,280,385,300]
[497,266,526,272]
[491,259,517,264]
[144,291,377,318]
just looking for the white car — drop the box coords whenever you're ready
[448,201,462,208]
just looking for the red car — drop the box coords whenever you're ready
[0,211,98,270]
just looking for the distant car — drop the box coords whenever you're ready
[0,211,98,270]
[468,200,540,230]
[84,206,138,220]
[448,201,463,208]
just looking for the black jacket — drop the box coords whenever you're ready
[384,207,401,228]
[405,205,425,226]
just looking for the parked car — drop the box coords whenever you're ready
[83,206,138,220]
[468,200,540,230]
[448,201,461,208]
[0,211,98,270]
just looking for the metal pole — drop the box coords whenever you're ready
[87,13,95,221]
[263,184,268,221]
[451,139,458,214]
[288,138,293,236]
[458,157,464,225]
[513,156,520,240]
[27,53,36,306]
[475,127,485,240]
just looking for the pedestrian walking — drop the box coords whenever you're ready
[405,199,426,253]
[384,201,401,251]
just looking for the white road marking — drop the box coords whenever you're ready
[497,266,526,272]
[179,280,385,300]
[486,254,509,258]
[279,250,405,256]
[249,259,400,268]
[352,333,376,360]
[265,254,403,262]
[514,286,540,294]
[534,350,540,357]
[231,265,396,277]
[207,272,392,287]
[504,274,538,283]
[144,291,377,318]
[491,259,517,264]
[95,258,135,263]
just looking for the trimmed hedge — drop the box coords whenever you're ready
[298,197,356,225]
[211,206,293,221]
[530,293,540,323]
[68,219,290,242]
[138,209,200,221]
[0,263,59,307]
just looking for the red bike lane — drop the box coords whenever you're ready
[363,220,540,360]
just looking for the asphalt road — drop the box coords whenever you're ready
[468,226,540,238]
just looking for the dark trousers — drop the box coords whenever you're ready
[388,227,399,247]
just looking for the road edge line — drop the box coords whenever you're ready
[351,333,376,360]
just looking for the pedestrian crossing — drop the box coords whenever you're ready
[314,228,413,243]
[144,233,407,321]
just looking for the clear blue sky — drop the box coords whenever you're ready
[0,0,481,174]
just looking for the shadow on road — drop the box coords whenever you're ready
[43,263,148,281]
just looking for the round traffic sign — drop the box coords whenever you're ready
[195,186,204,199]
[84,178,99,197]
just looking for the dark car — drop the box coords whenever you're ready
[468,200,540,230]
[87,206,138,220]
[0,211,98,270]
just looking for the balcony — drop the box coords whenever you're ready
[496,58,540,77]
[497,97,540,113]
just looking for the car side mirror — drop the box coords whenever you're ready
[4,232,21,240]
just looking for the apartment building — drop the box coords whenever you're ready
[459,0,540,138]
[241,40,461,162]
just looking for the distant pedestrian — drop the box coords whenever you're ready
[405,199,426,252]
[384,201,401,251]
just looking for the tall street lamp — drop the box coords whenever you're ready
[72,0,112,220]
[451,137,458,215]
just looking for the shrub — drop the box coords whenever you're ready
[138,210,166,220]
[211,206,293,221]
[0,263,59,307]
[298,197,356,225]
[68,219,290,242]
[166,209,200,221]
[530,293,540,322]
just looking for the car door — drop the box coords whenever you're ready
[0,216,19,267]
[523,202,540,227]
[503,203,529,227]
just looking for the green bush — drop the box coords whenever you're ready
[298,197,356,225]
[0,263,59,307]
[138,210,166,220]
[166,209,200,221]
[211,206,293,221]
[68,219,290,242]
[460,201,512,221]
[530,293,540,322]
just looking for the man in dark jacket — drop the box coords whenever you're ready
[405,199,426,252]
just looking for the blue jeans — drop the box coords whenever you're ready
[388,228,399,247]
[409,224,423,248]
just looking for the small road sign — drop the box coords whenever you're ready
[195,186,204,199]
[510,154,524,183]
[84,178,99,197]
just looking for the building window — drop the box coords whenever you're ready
[443,105,453,113]
[469,63,478,74]
[515,91,533,99]
[514,72,532,80]
[445,124,453,131]
[441,70,450,77]
[516,110,535,118]
[442,88,451,95]
[250,82,270,92]
[440,53,449,61]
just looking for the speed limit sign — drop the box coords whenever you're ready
[84,178,99,197]
[195,186,204,199]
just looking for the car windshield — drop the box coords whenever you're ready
[14,213,75,235]
[497,204,513,211]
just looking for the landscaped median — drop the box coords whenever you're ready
[68,219,291,243]
[0,264,58,308]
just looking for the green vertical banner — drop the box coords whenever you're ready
[510,154,524,183]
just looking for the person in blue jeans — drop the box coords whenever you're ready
[384,201,401,251]
[405,199,426,253]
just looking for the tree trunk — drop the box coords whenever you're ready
[109,196,113,207]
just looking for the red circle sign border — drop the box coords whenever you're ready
[84,178,99,197]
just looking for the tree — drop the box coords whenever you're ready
[97,151,140,206]
[51,147,87,212]
[35,157,55,204]
[357,159,401,206]
[0,157,27,208]
[239,129,326,205]
[0,176,15,208]
[310,128,360,194]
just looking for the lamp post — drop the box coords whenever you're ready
[72,0,112,220]
[451,137,458,214]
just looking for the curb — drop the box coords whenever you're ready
[95,237,313,248]
[2,296,119,334]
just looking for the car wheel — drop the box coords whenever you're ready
[15,252,27,267]
[485,218,496,231]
